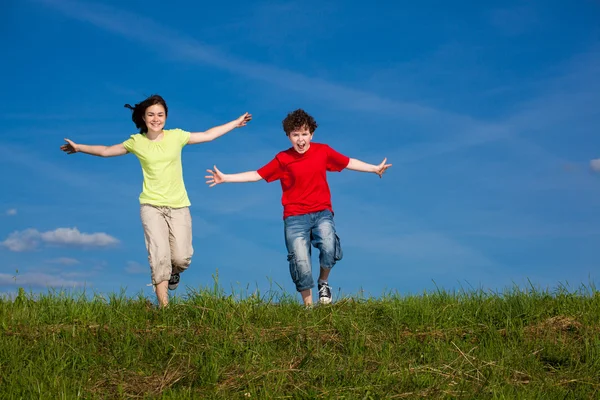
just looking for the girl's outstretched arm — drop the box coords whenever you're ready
[60,138,127,157]
[188,113,252,145]
[346,157,392,178]
[205,166,262,187]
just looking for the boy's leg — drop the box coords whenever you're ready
[311,210,343,304]
[318,267,331,283]
[167,207,194,289]
[284,214,314,305]
[300,289,312,306]
[140,205,172,307]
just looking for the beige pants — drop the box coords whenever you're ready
[140,204,193,285]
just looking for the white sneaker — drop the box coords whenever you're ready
[168,273,180,290]
[318,283,332,305]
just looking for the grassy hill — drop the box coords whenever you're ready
[1,284,599,399]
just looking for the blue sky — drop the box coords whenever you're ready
[1,0,599,301]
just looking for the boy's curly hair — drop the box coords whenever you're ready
[282,109,318,135]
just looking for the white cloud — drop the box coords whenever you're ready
[1,227,119,252]
[125,261,148,274]
[0,291,18,300]
[1,229,40,252]
[590,159,600,173]
[40,227,118,246]
[6,209,17,216]
[61,271,94,278]
[0,272,85,288]
[47,257,80,266]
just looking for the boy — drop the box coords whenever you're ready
[205,109,391,306]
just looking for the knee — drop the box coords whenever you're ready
[320,234,343,268]
[172,255,192,271]
[287,252,313,292]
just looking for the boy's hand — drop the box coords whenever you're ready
[205,165,225,187]
[60,138,79,154]
[235,112,252,128]
[375,158,392,178]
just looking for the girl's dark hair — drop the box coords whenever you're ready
[282,109,318,135]
[124,94,168,133]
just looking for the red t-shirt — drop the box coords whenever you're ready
[257,143,350,219]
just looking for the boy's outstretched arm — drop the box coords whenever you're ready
[60,138,127,157]
[188,113,252,145]
[346,157,392,178]
[205,166,263,187]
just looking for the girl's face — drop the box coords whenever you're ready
[143,104,167,133]
[288,125,313,154]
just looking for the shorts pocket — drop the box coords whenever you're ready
[334,234,343,262]
[287,252,299,282]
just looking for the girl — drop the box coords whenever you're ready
[61,94,251,307]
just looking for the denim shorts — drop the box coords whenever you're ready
[283,209,343,292]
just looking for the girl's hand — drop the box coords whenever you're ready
[235,112,252,128]
[60,138,79,154]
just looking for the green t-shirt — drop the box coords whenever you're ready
[123,128,191,208]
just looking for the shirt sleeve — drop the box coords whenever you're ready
[257,157,283,183]
[325,145,350,172]
[122,135,136,154]
[174,129,191,147]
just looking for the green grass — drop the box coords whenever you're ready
[1,283,599,399]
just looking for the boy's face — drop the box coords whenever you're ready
[288,125,313,154]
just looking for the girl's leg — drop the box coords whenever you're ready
[155,281,169,307]
[167,207,194,275]
[140,205,172,307]
[284,214,313,305]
